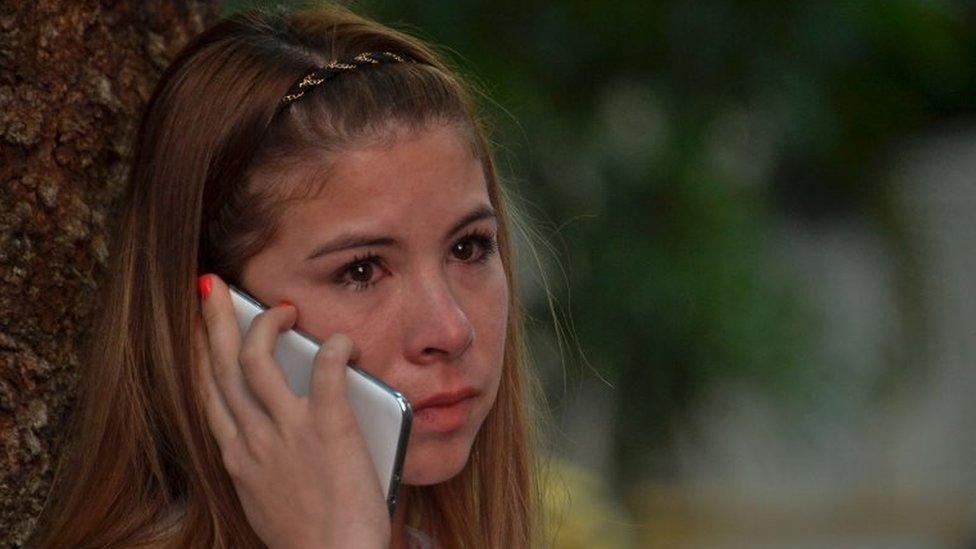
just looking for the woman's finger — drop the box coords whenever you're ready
[308,333,357,416]
[238,303,303,424]
[198,274,274,434]
[194,316,238,447]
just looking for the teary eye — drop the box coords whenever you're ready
[450,230,497,263]
[333,253,386,291]
[453,240,475,260]
[348,262,373,283]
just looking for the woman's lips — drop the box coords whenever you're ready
[412,388,478,432]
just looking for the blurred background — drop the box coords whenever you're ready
[229,1,976,547]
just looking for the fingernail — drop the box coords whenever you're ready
[278,300,294,308]
[198,274,212,300]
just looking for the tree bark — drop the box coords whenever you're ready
[0,1,219,543]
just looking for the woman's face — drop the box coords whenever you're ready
[239,123,508,485]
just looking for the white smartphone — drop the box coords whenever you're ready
[228,285,411,516]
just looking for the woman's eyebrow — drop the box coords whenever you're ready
[304,235,398,261]
[304,204,496,262]
[445,204,496,239]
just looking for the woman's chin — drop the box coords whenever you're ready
[400,438,473,486]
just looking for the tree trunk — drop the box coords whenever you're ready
[0,1,219,543]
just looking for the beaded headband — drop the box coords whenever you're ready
[280,51,410,107]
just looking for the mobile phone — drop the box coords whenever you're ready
[228,285,411,516]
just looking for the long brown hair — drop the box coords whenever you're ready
[29,4,537,547]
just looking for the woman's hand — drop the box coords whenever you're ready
[194,274,390,549]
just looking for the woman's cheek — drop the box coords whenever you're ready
[298,290,384,343]
[456,254,508,300]
[470,263,509,366]
[482,261,509,323]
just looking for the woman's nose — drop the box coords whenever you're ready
[403,275,474,365]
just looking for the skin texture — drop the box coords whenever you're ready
[197,124,509,547]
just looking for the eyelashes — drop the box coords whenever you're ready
[453,228,497,264]
[332,252,384,292]
[331,229,498,292]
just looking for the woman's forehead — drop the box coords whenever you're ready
[335,124,478,182]
[273,125,491,240]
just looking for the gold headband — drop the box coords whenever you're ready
[280,51,410,107]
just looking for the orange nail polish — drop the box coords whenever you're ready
[278,300,294,308]
[198,274,212,300]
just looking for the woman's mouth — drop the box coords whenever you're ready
[412,388,479,432]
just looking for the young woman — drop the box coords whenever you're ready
[30,4,538,547]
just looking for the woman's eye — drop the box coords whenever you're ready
[333,254,385,291]
[453,240,475,261]
[451,231,497,263]
[348,262,373,283]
